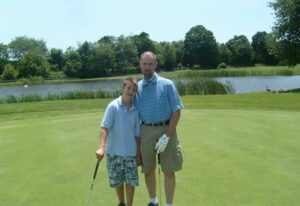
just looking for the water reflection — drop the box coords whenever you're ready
[0,75,300,98]
[0,79,123,98]
[215,75,300,94]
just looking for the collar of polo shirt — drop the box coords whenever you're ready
[142,72,158,86]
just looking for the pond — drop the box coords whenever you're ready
[215,75,300,94]
[0,79,124,98]
[0,75,300,98]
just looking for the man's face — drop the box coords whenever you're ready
[140,53,157,78]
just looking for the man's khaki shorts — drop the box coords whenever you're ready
[140,125,183,173]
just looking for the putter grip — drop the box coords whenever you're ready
[93,159,100,179]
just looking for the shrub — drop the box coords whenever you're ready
[217,62,228,69]
[18,94,42,102]
[274,69,293,76]
[4,95,18,103]
[48,71,67,80]
[17,76,44,85]
[1,64,18,80]
[18,53,51,78]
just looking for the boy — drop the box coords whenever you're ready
[96,78,141,206]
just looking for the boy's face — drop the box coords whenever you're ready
[122,82,137,98]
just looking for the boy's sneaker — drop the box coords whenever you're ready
[118,203,126,206]
[148,203,158,206]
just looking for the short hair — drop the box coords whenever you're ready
[122,77,137,89]
[140,51,157,62]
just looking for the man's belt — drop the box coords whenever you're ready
[141,120,170,126]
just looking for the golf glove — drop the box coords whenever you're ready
[155,134,170,154]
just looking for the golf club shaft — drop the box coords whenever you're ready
[90,158,100,189]
[157,154,162,206]
[84,159,101,206]
[93,158,101,180]
[84,189,93,206]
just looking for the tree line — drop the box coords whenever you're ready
[0,30,279,80]
[0,0,299,80]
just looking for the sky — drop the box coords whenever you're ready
[0,0,276,51]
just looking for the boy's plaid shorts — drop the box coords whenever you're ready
[106,155,139,188]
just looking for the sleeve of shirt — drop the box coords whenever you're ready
[135,112,140,137]
[101,103,114,129]
[167,82,184,112]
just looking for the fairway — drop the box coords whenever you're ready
[0,94,300,206]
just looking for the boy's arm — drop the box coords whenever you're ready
[96,127,108,162]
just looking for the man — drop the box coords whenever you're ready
[134,51,183,206]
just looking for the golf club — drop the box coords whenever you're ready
[157,154,162,206]
[84,158,101,206]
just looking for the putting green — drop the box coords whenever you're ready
[0,95,299,206]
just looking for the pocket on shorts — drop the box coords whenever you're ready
[175,144,183,167]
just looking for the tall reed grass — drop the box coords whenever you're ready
[0,89,121,104]
[175,78,234,95]
[177,67,294,78]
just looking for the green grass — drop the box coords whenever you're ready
[0,93,300,205]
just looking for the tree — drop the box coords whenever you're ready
[77,41,93,78]
[269,0,300,65]
[18,52,51,78]
[114,35,138,73]
[251,31,278,65]
[49,48,65,71]
[171,40,184,67]
[218,43,231,65]
[183,25,219,68]
[265,32,283,64]
[132,32,156,56]
[92,42,116,76]
[8,36,48,60]
[152,41,165,69]
[63,48,82,77]
[98,36,117,45]
[161,42,177,70]
[252,32,268,63]
[0,43,9,75]
[1,64,18,80]
[226,35,252,66]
